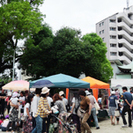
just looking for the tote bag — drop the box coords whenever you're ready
[94,97,100,111]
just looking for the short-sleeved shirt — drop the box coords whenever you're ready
[80,96,90,111]
[109,95,118,107]
[122,92,133,106]
[54,100,66,113]
[35,97,50,118]
[24,103,30,116]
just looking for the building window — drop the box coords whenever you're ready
[110,27,116,31]
[110,19,116,23]
[99,31,101,35]
[110,35,116,39]
[102,22,104,26]
[110,44,116,47]
[99,23,101,27]
[102,38,104,41]
[110,52,117,56]
[102,30,104,34]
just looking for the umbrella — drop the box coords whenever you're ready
[30,79,54,88]
[2,80,29,91]
[43,73,90,88]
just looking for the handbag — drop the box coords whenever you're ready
[77,107,86,118]
[94,102,100,111]
[4,108,8,117]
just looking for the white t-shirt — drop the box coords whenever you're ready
[19,96,25,108]
[24,103,30,116]
[31,95,40,117]
[71,97,79,114]
[62,98,68,106]
[47,96,53,107]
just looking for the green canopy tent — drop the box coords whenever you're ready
[30,73,90,88]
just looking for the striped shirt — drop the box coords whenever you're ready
[35,97,51,118]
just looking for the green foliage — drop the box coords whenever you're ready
[0,0,44,8]
[82,33,113,82]
[20,27,113,82]
[0,1,43,74]
[19,24,54,78]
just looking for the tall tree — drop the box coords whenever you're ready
[82,33,113,82]
[0,1,43,74]
[20,27,113,82]
[19,24,54,78]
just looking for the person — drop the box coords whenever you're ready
[31,88,41,129]
[115,100,121,125]
[18,91,25,128]
[22,94,34,133]
[121,86,133,128]
[32,87,52,133]
[115,89,120,100]
[59,91,69,111]
[47,94,53,108]
[0,116,9,131]
[85,90,100,129]
[18,91,25,109]
[70,93,81,132]
[53,93,66,113]
[78,90,92,133]
[108,91,118,125]
[0,90,6,116]
[5,92,12,114]
[6,92,19,133]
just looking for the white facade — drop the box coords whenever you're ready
[96,6,133,65]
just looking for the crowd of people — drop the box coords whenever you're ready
[0,88,102,133]
[108,86,133,128]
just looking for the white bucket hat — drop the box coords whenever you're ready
[41,87,50,94]
[85,90,91,96]
[12,92,19,98]
[111,91,115,95]
[59,91,64,96]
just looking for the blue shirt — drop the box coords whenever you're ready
[109,95,118,107]
[122,92,133,106]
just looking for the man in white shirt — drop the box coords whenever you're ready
[31,88,41,128]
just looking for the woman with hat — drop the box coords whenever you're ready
[32,87,52,133]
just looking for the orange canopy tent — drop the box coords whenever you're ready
[81,76,110,100]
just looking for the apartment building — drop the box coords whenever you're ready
[96,6,133,65]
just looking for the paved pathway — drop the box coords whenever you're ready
[91,116,133,133]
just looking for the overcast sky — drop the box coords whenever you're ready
[39,0,133,35]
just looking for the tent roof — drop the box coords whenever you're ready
[81,76,110,89]
[44,73,90,88]
[30,73,90,88]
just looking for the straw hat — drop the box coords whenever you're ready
[41,87,50,94]
[59,91,64,96]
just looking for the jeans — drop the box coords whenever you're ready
[122,105,132,126]
[91,108,99,127]
[32,115,43,133]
